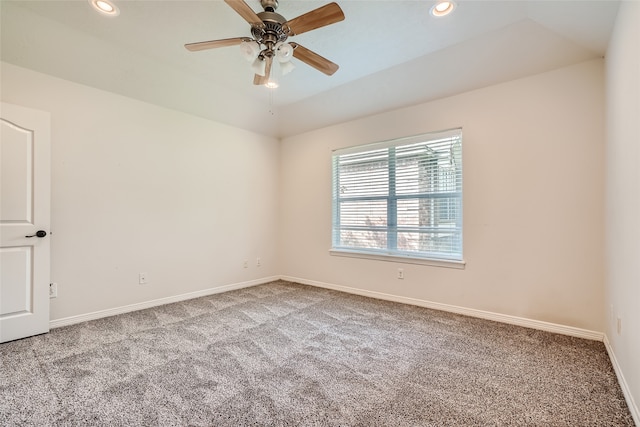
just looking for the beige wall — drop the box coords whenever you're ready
[1,62,280,321]
[605,0,640,420]
[280,59,605,332]
[2,58,609,335]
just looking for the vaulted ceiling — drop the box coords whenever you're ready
[1,0,620,137]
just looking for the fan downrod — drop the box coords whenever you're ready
[260,0,278,12]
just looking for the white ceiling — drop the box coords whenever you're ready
[1,0,620,137]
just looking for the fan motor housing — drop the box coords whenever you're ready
[252,11,289,45]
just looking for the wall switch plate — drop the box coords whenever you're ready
[139,272,148,285]
[256,257,261,267]
[397,268,404,279]
[49,283,58,298]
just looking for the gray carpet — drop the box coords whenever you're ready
[0,280,634,426]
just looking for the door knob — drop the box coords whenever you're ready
[25,230,47,238]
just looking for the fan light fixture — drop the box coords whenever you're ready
[251,57,267,76]
[240,41,261,61]
[241,41,295,82]
[89,0,120,16]
[275,42,294,62]
[279,60,295,75]
[274,42,295,76]
[430,1,455,17]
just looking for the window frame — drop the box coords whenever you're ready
[331,129,464,268]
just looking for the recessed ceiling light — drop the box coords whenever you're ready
[265,81,279,89]
[89,0,120,16]
[430,1,456,17]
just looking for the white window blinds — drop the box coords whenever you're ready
[332,128,463,261]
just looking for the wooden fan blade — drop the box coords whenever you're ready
[253,56,273,85]
[224,0,264,27]
[290,43,339,76]
[185,37,252,52]
[286,2,344,36]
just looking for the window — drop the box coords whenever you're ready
[331,128,463,263]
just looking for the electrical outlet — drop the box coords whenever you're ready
[397,268,404,279]
[256,257,261,267]
[49,283,58,298]
[139,272,148,285]
[617,317,622,335]
[243,260,248,269]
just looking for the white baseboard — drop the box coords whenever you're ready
[281,275,604,342]
[53,274,605,342]
[49,276,280,329]
[603,334,640,425]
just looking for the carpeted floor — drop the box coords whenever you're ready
[0,280,634,426]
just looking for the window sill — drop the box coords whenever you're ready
[329,249,466,269]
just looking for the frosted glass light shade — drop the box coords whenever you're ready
[275,42,294,62]
[251,57,267,76]
[240,41,260,61]
[279,60,295,75]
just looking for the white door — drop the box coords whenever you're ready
[0,102,51,343]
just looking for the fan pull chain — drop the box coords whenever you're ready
[269,87,275,115]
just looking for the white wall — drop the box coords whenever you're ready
[605,0,640,421]
[1,62,280,321]
[280,59,605,332]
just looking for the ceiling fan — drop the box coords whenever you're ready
[185,0,345,86]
